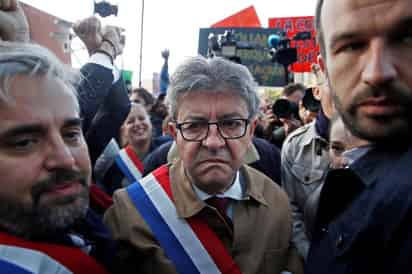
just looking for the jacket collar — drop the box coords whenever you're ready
[169,161,268,218]
[301,121,325,147]
[241,165,268,207]
[351,145,412,187]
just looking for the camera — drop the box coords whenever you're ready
[267,32,297,66]
[272,99,299,119]
[207,30,255,63]
[302,87,321,113]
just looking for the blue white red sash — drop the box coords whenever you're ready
[0,244,72,274]
[0,232,109,274]
[126,165,242,274]
[0,255,35,274]
[115,145,144,182]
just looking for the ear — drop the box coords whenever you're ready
[248,118,258,136]
[169,122,178,139]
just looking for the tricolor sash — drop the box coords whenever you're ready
[0,244,72,274]
[0,256,35,274]
[126,165,242,274]
[0,232,109,274]
[115,145,144,182]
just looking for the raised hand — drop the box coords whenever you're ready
[161,49,169,60]
[0,0,29,42]
[100,25,125,58]
[73,16,103,55]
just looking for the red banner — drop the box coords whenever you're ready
[268,16,319,73]
[212,5,261,28]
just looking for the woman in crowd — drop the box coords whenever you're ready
[130,88,168,138]
[120,102,171,166]
[94,103,171,196]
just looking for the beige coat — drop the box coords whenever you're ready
[104,161,303,274]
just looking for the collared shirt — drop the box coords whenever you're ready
[192,171,245,219]
[342,144,374,167]
[306,145,412,274]
[89,53,120,83]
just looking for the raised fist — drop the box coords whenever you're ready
[73,16,103,55]
[161,49,169,60]
[101,25,125,57]
[0,0,29,42]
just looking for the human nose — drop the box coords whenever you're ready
[43,134,76,170]
[361,40,397,86]
[202,123,226,148]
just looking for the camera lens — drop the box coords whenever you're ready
[272,99,298,119]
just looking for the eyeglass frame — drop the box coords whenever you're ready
[174,118,250,142]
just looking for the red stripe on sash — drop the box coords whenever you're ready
[152,166,242,274]
[0,232,109,274]
[125,146,144,173]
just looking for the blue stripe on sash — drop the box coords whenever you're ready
[115,155,135,183]
[126,182,200,274]
[0,258,34,274]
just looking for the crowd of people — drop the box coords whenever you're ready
[0,0,412,273]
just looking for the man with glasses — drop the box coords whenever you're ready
[104,56,303,274]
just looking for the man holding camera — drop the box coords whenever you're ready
[280,63,335,260]
[264,83,305,148]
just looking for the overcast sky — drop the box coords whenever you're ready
[22,0,317,84]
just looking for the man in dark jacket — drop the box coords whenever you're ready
[0,3,119,272]
[306,0,412,273]
[0,41,113,273]
[73,16,130,167]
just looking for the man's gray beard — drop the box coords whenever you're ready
[0,191,89,240]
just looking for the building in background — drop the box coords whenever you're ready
[22,2,72,64]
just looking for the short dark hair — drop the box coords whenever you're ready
[282,83,306,97]
[315,0,326,58]
[131,87,155,106]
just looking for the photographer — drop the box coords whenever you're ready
[263,83,305,148]
[299,87,321,125]
[280,62,335,260]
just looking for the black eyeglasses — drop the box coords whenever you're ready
[175,118,249,142]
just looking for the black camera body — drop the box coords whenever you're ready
[272,99,299,119]
[207,30,255,63]
[302,87,321,113]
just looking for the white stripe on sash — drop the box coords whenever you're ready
[0,245,72,274]
[140,174,221,274]
[118,149,142,180]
